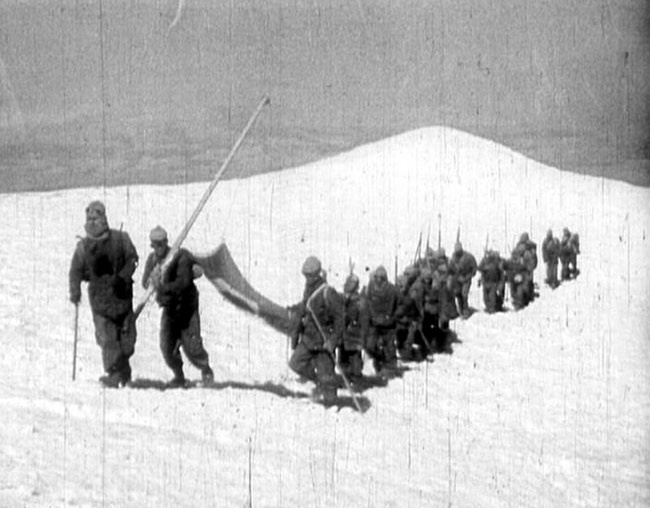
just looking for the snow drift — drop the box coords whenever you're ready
[0,126,648,507]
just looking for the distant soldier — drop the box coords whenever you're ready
[142,226,214,387]
[504,244,532,310]
[339,274,368,383]
[395,266,426,361]
[515,232,538,299]
[364,265,400,379]
[288,256,344,402]
[477,249,506,313]
[559,228,573,280]
[541,229,560,288]
[69,201,138,388]
[429,247,459,322]
[409,268,451,353]
[449,241,478,319]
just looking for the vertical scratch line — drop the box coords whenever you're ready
[98,0,108,192]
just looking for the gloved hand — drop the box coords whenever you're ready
[70,289,81,305]
[192,264,203,279]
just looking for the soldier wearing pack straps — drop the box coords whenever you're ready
[288,256,344,402]
[142,225,214,388]
[69,201,138,388]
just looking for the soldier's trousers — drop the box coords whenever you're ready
[289,342,337,388]
[482,283,502,313]
[510,281,530,310]
[338,347,363,379]
[160,308,210,376]
[545,260,559,286]
[366,327,397,373]
[92,309,136,376]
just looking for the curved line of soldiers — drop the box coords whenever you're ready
[287,228,580,402]
[68,199,581,403]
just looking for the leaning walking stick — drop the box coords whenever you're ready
[72,303,79,381]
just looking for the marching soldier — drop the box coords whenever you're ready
[364,265,400,378]
[339,274,369,383]
[288,256,344,402]
[69,201,138,388]
[477,249,506,313]
[542,229,560,288]
[449,242,478,319]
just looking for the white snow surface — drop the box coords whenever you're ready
[1,127,649,507]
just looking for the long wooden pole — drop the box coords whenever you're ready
[134,95,270,320]
[72,303,79,380]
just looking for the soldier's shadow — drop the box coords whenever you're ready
[128,378,371,413]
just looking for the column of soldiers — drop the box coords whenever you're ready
[289,228,581,402]
[70,201,580,402]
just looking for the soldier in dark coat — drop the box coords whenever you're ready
[559,227,575,281]
[288,256,344,402]
[69,201,138,387]
[449,242,478,319]
[395,266,426,361]
[142,226,214,387]
[515,232,538,300]
[409,268,452,353]
[363,265,400,378]
[339,274,368,383]
[504,244,532,310]
[541,229,561,288]
[477,249,506,313]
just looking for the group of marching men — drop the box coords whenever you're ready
[288,228,581,402]
[68,199,580,402]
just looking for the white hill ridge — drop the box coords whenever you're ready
[0,126,647,507]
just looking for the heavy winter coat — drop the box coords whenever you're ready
[542,236,560,263]
[364,279,400,329]
[342,292,369,350]
[478,253,505,285]
[145,248,200,321]
[69,229,138,319]
[290,277,344,351]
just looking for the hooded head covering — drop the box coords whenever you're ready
[373,265,388,281]
[84,200,109,239]
[301,256,322,276]
[344,273,360,294]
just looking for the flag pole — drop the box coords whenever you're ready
[134,95,271,320]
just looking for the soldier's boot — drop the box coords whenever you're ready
[321,385,337,403]
[167,368,187,389]
[201,366,214,384]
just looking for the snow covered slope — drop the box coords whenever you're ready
[0,127,648,507]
